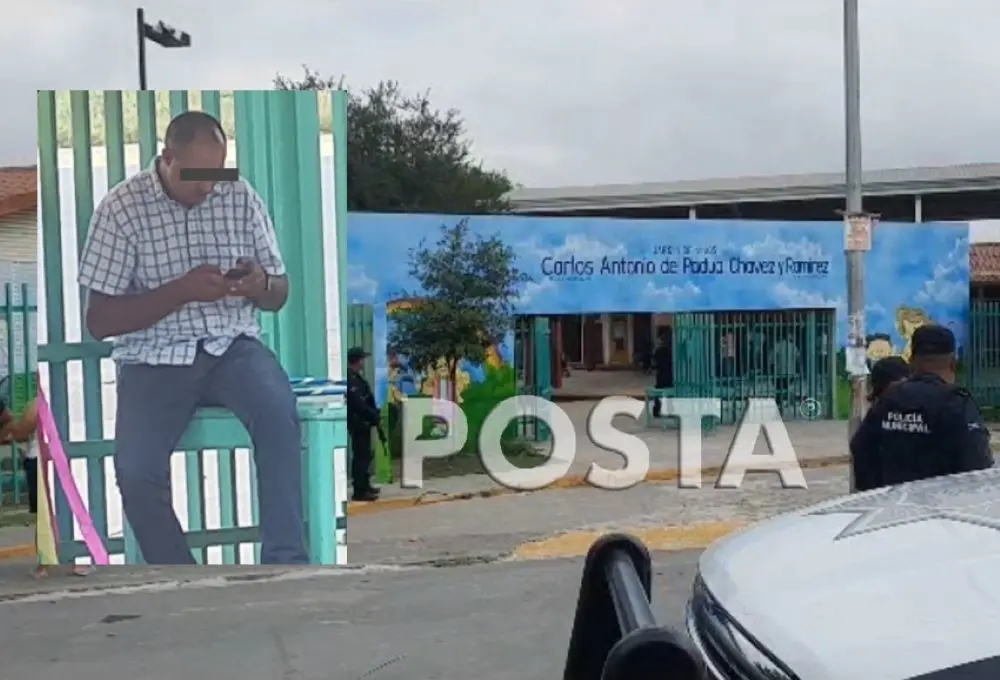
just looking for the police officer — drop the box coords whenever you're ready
[850,325,994,492]
[867,355,909,405]
[346,347,382,501]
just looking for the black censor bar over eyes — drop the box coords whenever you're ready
[179,167,239,182]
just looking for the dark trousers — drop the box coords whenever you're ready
[23,457,38,514]
[114,336,307,566]
[651,375,673,418]
[349,427,374,491]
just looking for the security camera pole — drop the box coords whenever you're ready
[843,0,872,491]
[136,8,192,90]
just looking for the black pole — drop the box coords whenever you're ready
[136,7,148,90]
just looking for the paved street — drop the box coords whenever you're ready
[347,465,849,564]
[0,464,853,679]
[1,550,700,680]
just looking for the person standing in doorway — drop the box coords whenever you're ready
[77,111,307,565]
[346,347,382,501]
[770,332,801,409]
[651,330,674,418]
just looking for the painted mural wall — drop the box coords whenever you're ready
[348,213,970,410]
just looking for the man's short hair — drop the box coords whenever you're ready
[164,111,226,149]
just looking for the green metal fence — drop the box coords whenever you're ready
[38,89,348,564]
[1,282,37,507]
[669,309,836,425]
[967,298,1000,413]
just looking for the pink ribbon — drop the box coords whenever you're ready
[36,389,110,565]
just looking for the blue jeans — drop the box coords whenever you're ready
[114,336,307,565]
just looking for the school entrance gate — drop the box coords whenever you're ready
[523,308,837,425]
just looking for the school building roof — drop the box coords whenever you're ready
[507,162,1000,212]
[0,166,37,218]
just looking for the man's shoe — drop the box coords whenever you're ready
[352,488,380,502]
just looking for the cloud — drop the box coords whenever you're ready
[742,235,828,261]
[347,264,378,300]
[771,281,844,312]
[914,235,969,305]
[520,233,627,261]
[518,278,556,304]
[6,2,1000,185]
[641,281,701,304]
[915,277,967,306]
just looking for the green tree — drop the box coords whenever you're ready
[388,218,529,396]
[274,67,513,213]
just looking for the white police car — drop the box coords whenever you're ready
[686,467,1000,680]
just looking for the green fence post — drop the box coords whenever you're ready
[70,90,110,547]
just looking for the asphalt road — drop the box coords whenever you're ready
[0,467,851,679]
[0,550,701,680]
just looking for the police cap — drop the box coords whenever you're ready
[911,324,955,357]
[347,347,370,362]
[870,356,909,397]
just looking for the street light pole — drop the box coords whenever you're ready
[136,8,148,90]
[135,8,192,90]
[843,0,869,491]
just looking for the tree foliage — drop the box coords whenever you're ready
[388,219,529,384]
[274,67,513,213]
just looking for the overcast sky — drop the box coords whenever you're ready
[5,0,1000,187]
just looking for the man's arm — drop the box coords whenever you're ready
[347,383,380,427]
[850,400,886,492]
[244,185,288,312]
[941,395,995,473]
[80,196,186,340]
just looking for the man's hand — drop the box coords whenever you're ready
[175,265,230,304]
[226,257,267,300]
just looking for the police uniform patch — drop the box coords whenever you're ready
[812,468,1000,540]
[881,411,930,433]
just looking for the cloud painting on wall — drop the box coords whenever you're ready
[347,213,970,350]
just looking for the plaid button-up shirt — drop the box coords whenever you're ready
[78,161,286,365]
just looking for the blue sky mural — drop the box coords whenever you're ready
[348,214,970,351]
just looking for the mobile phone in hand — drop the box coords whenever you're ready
[224,268,248,281]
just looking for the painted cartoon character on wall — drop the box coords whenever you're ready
[896,306,933,362]
[421,358,472,403]
[865,333,896,370]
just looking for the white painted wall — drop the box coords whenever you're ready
[970,220,1000,243]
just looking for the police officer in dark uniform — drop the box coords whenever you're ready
[850,325,994,492]
[346,347,382,501]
